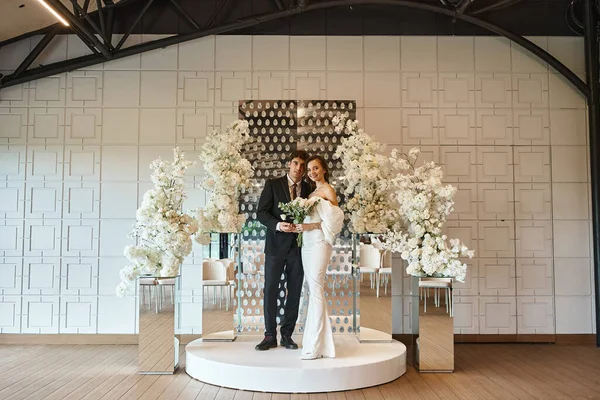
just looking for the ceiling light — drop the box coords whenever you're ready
[36,0,69,26]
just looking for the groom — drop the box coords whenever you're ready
[255,150,311,351]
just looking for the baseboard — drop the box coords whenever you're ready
[554,334,597,345]
[0,334,203,345]
[0,333,594,345]
[392,334,596,345]
[0,334,139,345]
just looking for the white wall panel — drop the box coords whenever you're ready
[0,182,25,219]
[364,37,400,71]
[65,109,102,145]
[401,37,436,72]
[0,259,23,295]
[178,36,215,71]
[216,36,252,71]
[22,296,60,333]
[0,297,21,333]
[60,296,98,333]
[290,37,326,71]
[512,73,549,109]
[327,37,363,71]
[438,37,474,72]
[103,71,140,107]
[61,258,98,296]
[475,37,511,72]
[513,109,550,146]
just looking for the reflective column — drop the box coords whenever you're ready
[412,276,454,372]
[138,275,181,374]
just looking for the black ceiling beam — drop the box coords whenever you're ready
[13,26,60,77]
[582,0,600,347]
[69,0,113,48]
[0,25,63,49]
[0,0,143,50]
[115,0,155,51]
[97,0,107,38]
[45,0,112,57]
[207,0,233,28]
[168,0,201,30]
[471,0,523,15]
[0,0,590,99]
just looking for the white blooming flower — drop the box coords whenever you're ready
[194,119,254,237]
[116,147,197,296]
[378,151,474,282]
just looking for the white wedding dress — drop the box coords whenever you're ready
[300,197,344,360]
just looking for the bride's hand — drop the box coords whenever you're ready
[297,223,319,232]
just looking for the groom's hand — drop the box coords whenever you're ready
[280,222,295,233]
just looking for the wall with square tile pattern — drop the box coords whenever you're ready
[0,35,595,336]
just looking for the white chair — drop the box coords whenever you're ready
[376,250,393,297]
[359,244,380,289]
[157,278,176,310]
[217,258,236,301]
[202,260,230,310]
[139,277,158,312]
[418,277,453,316]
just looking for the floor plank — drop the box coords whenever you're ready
[0,343,598,400]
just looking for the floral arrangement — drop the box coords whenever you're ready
[381,149,474,282]
[194,120,254,245]
[116,148,198,296]
[332,113,405,233]
[279,197,320,246]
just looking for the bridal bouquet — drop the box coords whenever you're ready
[194,120,254,245]
[279,197,320,246]
[117,148,198,296]
[382,149,474,282]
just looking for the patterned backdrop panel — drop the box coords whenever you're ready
[234,100,357,335]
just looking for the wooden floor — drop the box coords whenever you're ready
[1,343,599,400]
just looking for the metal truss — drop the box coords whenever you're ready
[0,0,591,97]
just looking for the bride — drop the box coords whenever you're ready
[296,155,344,360]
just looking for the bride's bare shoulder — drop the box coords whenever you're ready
[322,184,338,206]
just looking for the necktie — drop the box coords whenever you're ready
[290,183,297,200]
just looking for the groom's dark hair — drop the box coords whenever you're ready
[287,150,309,162]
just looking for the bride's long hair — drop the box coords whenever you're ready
[305,155,330,186]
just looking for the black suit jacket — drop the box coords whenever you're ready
[257,175,311,256]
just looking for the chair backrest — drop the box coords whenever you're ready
[359,244,380,269]
[202,260,227,281]
[381,250,392,268]
[217,259,235,281]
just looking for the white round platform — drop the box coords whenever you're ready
[185,329,407,393]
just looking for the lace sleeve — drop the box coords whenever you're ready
[318,200,345,245]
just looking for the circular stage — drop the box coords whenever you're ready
[185,329,407,393]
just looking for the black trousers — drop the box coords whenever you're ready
[263,245,304,337]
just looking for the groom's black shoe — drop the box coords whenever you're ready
[255,336,278,351]
[281,335,298,349]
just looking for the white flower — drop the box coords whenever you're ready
[408,147,421,159]
[280,214,287,220]
[378,153,474,282]
[117,147,197,296]
[194,119,254,237]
